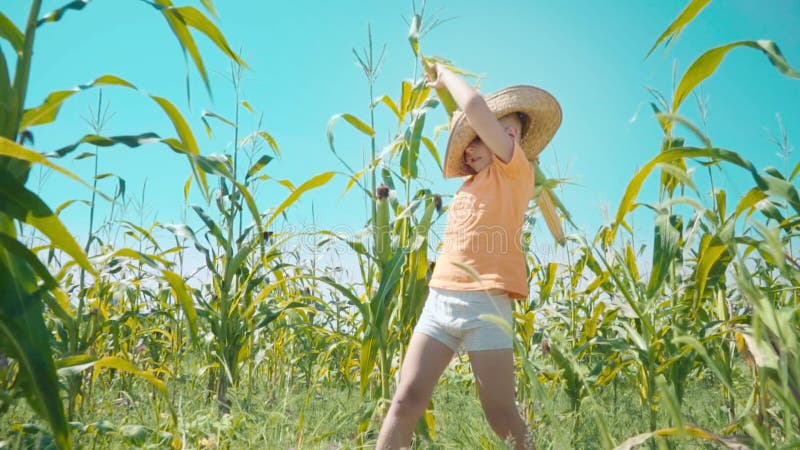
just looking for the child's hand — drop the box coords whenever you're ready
[426,63,446,89]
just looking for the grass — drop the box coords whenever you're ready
[0,355,738,449]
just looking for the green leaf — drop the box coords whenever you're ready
[192,205,227,250]
[734,188,767,218]
[265,172,335,228]
[653,113,711,148]
[401,111,425,180]
[21,75,135,128]
[673,40,800,113]
[18,75,210,200]
[90,357,167,395]
[0,49,11,130]
[0,12,24,53]
[341,166,370,197]
[161,270,198,340]
[0,264,71,450]
[147,1,247,95]
[47,133,161,158]
[119,220,160,250]
[257,131,281,157]
[54,199,88,216]
[150,0,210,94]
[245,155,273,180]
[101,247,168,269]
[539,262,559,303]
[646,211,680,298]
[421,136,442,170]
[0,137,99,197]
[373,94,401,120]
[327,113,375,149]
[201,109,234,127]
[37,0,91,27]
[0,232,57,289]
[672,336,733,392]
[150,95,209,199]
[0,179,94,275]
[400,80,412,117]
[646,0,711,58]
[611,147,758,241]
[199,0,218,17]
[695,235,726,302]
[167,6,248,69]
[192,153,234,178]
[232,179,263,233]
[654,162,698,193]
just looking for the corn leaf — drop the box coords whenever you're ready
[0,265,71,449]
[646,211,681,298]
[245,155,273,180]
[646,0,711,58]
[21,75,135,128]
[612,147,756,241]
[257,131,281,157]
[0,180,94,275]
[90,356,167,395]
[0,49,11,133]
[694,235,726,303]
[36,0,90,27]
[161,269,198,340]
[47,132,161,158]
[0,231,57,289]
[0,12,24,53]
[192,205,227,250]
[421,136,442,169]
[734,188,767,219]
[265,171,335,228]
[168,6,247,68]
[673,40,800,113]
[373,94,401,121]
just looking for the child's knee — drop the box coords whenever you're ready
[391,385,430,415]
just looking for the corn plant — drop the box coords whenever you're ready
[164,71,334,413]
[0,0,247,446]
[595,1,800,446]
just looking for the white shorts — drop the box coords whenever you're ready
[414,288,514,352]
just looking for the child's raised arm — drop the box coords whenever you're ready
[428,64,515,163]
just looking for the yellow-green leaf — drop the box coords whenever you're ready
[265,171,336,228]
[0,179,94,275]
[161,270,198,340]
[91,356,167,395]
[673,40,800,113]
[0,12,24,53]
[646,0,711,58]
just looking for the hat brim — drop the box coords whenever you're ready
[443,85,562,178]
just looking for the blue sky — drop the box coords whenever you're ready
[4,1,799,271]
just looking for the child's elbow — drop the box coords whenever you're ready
[462,94,488,117]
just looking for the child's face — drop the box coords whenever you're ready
[464,137,493,173]
[463,114,522,174]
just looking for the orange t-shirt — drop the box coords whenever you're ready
[429,141,535,299]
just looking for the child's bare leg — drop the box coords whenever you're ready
[376,333,454,449]
[468,349,531,449]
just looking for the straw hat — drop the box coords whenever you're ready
[443,85,562,178]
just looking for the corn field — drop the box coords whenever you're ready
[1,1,799,449]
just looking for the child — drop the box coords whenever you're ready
[375,63,561,449]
